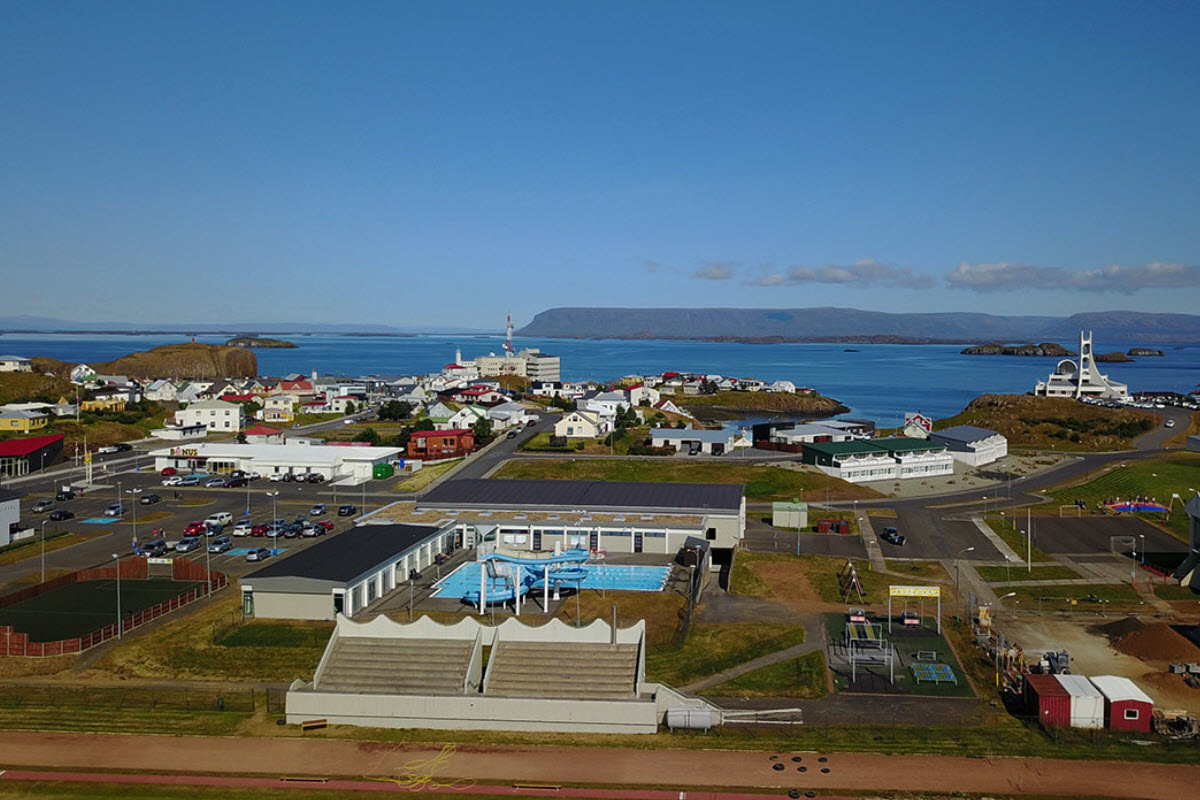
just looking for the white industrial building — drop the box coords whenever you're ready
[769,423,855,446]
[0,489,20,547]
[242,523,448,620]
[649,427,737,455]
[150,442,402,481]
[929,425,1008,466]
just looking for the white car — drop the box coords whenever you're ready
[268,473,286,482]
[232,519,253,536]
[162,475,185,486]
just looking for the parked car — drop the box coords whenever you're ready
[176,537,202,553]
[310,504,327,516]
[139,493,161,505]
[206,512,233,527]
[55,489,76,501]
[246,547,271,562]
[306,473,325,483]
[49,509,74,521]
[225,477,248,488]
[104,502,123,517]
[232,519,254,536]
[141,539,168,557]
[161,467,178,475]
[317,520,334,531]
[203,477,228,488]
[183,521,208,536]
[32,500,54,513]
[96,445,120,454]
[205,523,225,537]
[282,524,302,539]
[880,527,906,546]
[251,523,269,537]
[162,475,185,486]
[267,473,286,482]
[282,473,296,483]
[337,504,357,517]
[179,474,203,486]
[506,430,518,439]
[526,419,537,427]
[208,536,233,554]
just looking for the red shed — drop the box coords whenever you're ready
[1089,675,1154,733]
[1025,674,1071,728]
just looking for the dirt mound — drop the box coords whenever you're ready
[1092,616,1146,640]
[1114,622,1200,662]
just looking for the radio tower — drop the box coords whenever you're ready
[505,314,514,356]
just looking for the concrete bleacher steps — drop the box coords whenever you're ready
[317,637,472,696]
[485,642,638,700]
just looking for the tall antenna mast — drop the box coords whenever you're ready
[505,313,514,356]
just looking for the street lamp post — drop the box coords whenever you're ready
[126,488,142,544]
[267,491,279,554]
[40,519,50,583]
[1139,534,1145,565]
[113,553,123,639]
[995,591,1017,687]
[955,546,976,619]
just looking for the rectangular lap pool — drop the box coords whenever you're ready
[432,562,670,597]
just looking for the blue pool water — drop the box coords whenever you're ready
[432,562,670,597]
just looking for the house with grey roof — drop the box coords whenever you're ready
[929,425,1007,467]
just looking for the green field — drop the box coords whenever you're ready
[1044,453,1200,541]
[1007,582,1146,613]
[701,650,828,698]
[0,579,201,641]
[645,622,806,687]
[494,458,879,502]
[976,564,1080,582]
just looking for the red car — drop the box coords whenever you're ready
[251,524,269,537]
[161,467,178,475]
[317,520,334,531]
[183,521,207,536]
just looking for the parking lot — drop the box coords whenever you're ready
[2,466,373,590]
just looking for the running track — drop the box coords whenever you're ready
[1,732,1198,799]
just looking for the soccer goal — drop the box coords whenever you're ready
[1058,505,1082,518]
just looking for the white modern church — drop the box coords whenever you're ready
[1033,331,1128,400]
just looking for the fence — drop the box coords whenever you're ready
[671,549,709,648]
[0,557,228,657]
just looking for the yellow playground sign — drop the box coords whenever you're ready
[889,585,940,598]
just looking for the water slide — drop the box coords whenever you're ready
[463,548,591,611]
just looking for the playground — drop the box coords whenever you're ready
[0,579,202,642]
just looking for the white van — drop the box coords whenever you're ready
[205,512,233,527]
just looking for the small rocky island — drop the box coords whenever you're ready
[226,336,297,348]
[1095,351,1133,362]
[961,342,1075,357]
[1128,347,1164,357]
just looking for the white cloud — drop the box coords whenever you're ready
[750,259,935,289]
[946,261,1200,293]
[693,262,736,280]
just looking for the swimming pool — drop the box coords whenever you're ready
[432,562,670,597]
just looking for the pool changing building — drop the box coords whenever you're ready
[150,442,402,482]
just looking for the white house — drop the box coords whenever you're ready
[328,396,361,415]
[176,399,245,432]
[768,380,797,394]
[582,391,630,417]
[425,401,455,425]
[652,398,693,419]
[736,378,766,392]
[487,402,533,430]
[554,410,610,439]
[649,427,736,455]
[0,356,32,373]
[70,364,96,383]
[143,379,179,403]
[626,385,660,407]
[929,425,1008,467]
[261,394,296,423]
[442,404,488,432]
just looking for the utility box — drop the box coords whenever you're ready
[771,501,807,530]
[373,464,395,479]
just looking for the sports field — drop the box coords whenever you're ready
[0,579,202,642]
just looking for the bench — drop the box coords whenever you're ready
[299,718,328,732]
[512,783,562,791]
[279,776,330,783]
[915,650,938,661]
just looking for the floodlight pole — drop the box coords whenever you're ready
[40,519,49,583]
[127,488,142,543]
[955,546,975,619]
[268,491,279,554]
[113,553,122,639]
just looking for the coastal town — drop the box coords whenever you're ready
[0,322,1198,789]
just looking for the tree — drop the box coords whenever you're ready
[472,417,495,445]
[235,432,247,444]
[344,401,356,415]
[550,393,575,411]
[700,379,718,395]
[379,400,414,421]
[353,426,381,445]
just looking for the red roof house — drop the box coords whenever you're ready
[407,428,475,460]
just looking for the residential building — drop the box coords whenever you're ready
[474,354,525,378]
[80,396,127,413]
[768,380,797,394]
[625,385,660,407]
[0,409,49,433]
[328,396,361,415]
[143,379,179,403]
[442,405,488,432]
[487,402,532,430]
[929,425,1008,467]
[0,356,32,373]
[554,410,609,439]
[649,427,736,455]
[799,438,954,483]
[425,401,455,426]
[278,375,316,396]
[176,399,245,432]
[407,429,475,460]
[69,364,96,383]
[1034,331,1129,399]
[452,387,508,406]
[243,424,286,444]
[518,348,560,382]
[652,398,692,418]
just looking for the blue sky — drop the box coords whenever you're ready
[2,1,1198,328]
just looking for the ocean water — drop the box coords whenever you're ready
[2,331,1197,423]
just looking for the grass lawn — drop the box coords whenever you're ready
[976,564,1080,582]
[216,621,334,649]
[935,393,1157,451]
[93,594,330,682]
[645,622,806,686]
[795,554,889,604]
[1007,583,1147,613]
[701,650,828,698]
[558,589,688,649]
[495,458,880,502]
[987,517,1053,562]
[1153,582,1200,601]
[392,459,459,492]
[1043,453,1200,542]
[0,531,86,566]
